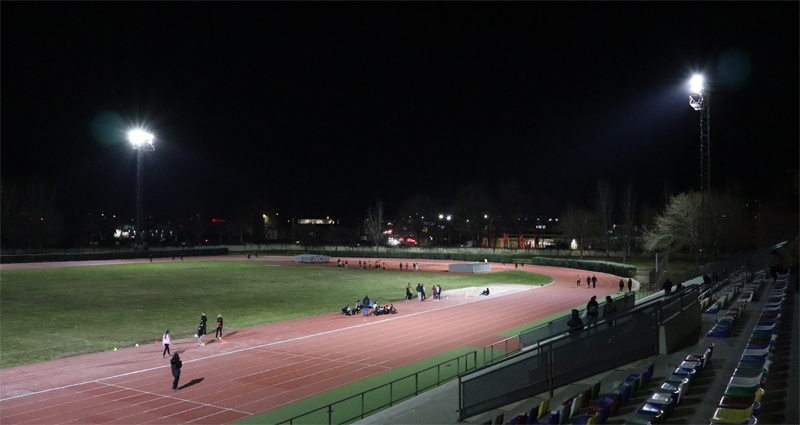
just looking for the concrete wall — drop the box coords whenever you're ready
[658,301,702,355]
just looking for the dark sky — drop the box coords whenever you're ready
[2,3,798,224]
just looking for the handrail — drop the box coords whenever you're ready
[483,336,520,365]
[277,351,478,425]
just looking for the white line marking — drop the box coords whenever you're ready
[100,383,253,416]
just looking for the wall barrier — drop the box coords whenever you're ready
[460,307,660,420]
[461,289,698,420]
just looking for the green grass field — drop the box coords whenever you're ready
[0,261,551,369]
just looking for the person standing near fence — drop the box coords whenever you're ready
[619,279,624,293]
[567,309,584,336]
[603,296,617,323]
[585,296,599,327]
[627,278,633,292]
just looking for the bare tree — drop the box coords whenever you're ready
[595,180,614,256]
[364,200,384,247]
[621,180,636,263]
[643,192,703,263]
[560,206,596,260]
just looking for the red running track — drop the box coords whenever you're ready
[0,257,621,424]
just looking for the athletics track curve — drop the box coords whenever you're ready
[0,256,622,424]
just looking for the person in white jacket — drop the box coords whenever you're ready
[162,330,172,359]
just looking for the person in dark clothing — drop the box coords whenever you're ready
[567,309,584,334]
[201,312,207,336]
[215,314,223,339]
[247,253,251,260]
[362,295,371,316]
[406,284,412,301]
[416,284,423,302]
[585,296,599,327]
[150,254,153,262]
[663,279,673,296]
[586,276,591,289]
[480,288,490,296]
[180,252,184,261]
[353,301,362,314]
[627,278,633,292]
[591,275,597,288]
[577,275,581,288]
[619,279,624,293]
[342,306,352,315]
[603,296,617,321]
[197,322,205,346]
[675,282,685,292]
[171,353,182,391]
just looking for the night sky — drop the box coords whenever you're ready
[2,3,798,225]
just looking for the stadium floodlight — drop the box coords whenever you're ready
[128,129,154,148]
[446,215,452,221]
[439,214,444,219]
[128,128,155,249]
[689,74,704,94]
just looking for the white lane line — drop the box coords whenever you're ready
[0,287,528,403]
[100,383,253,416]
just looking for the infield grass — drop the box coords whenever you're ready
[0,261,550,368]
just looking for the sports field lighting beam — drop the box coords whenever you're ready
[129,129,155,249]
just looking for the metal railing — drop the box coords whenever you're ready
[277,351,477,425]
[483,336,520,365]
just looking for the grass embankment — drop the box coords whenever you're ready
[0,262,550,368]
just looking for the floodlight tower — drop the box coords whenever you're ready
[129,129,155,248]
[689,75,710,260]
[689,75,710,194]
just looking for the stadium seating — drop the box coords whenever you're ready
[710,274,787,424]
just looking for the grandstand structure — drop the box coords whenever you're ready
[357,240,798,425]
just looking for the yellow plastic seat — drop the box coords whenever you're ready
[711,406,753,424]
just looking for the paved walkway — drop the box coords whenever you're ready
[357,275,799,425]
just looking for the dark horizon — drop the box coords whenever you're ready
[2,3,798,228]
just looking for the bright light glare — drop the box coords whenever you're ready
[439,214,444,219]
[446,215,452,221]
[128,129,154,146]
[689,75,704,93]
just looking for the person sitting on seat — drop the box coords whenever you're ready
[480,288,490,296]
[341,305,352,316]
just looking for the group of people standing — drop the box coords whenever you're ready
[567,295,619,335]
[576,275,635,293]
[405,283,442,301]
[342,259,420,271]
[577,275,598,288]
[160,312,224,390]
